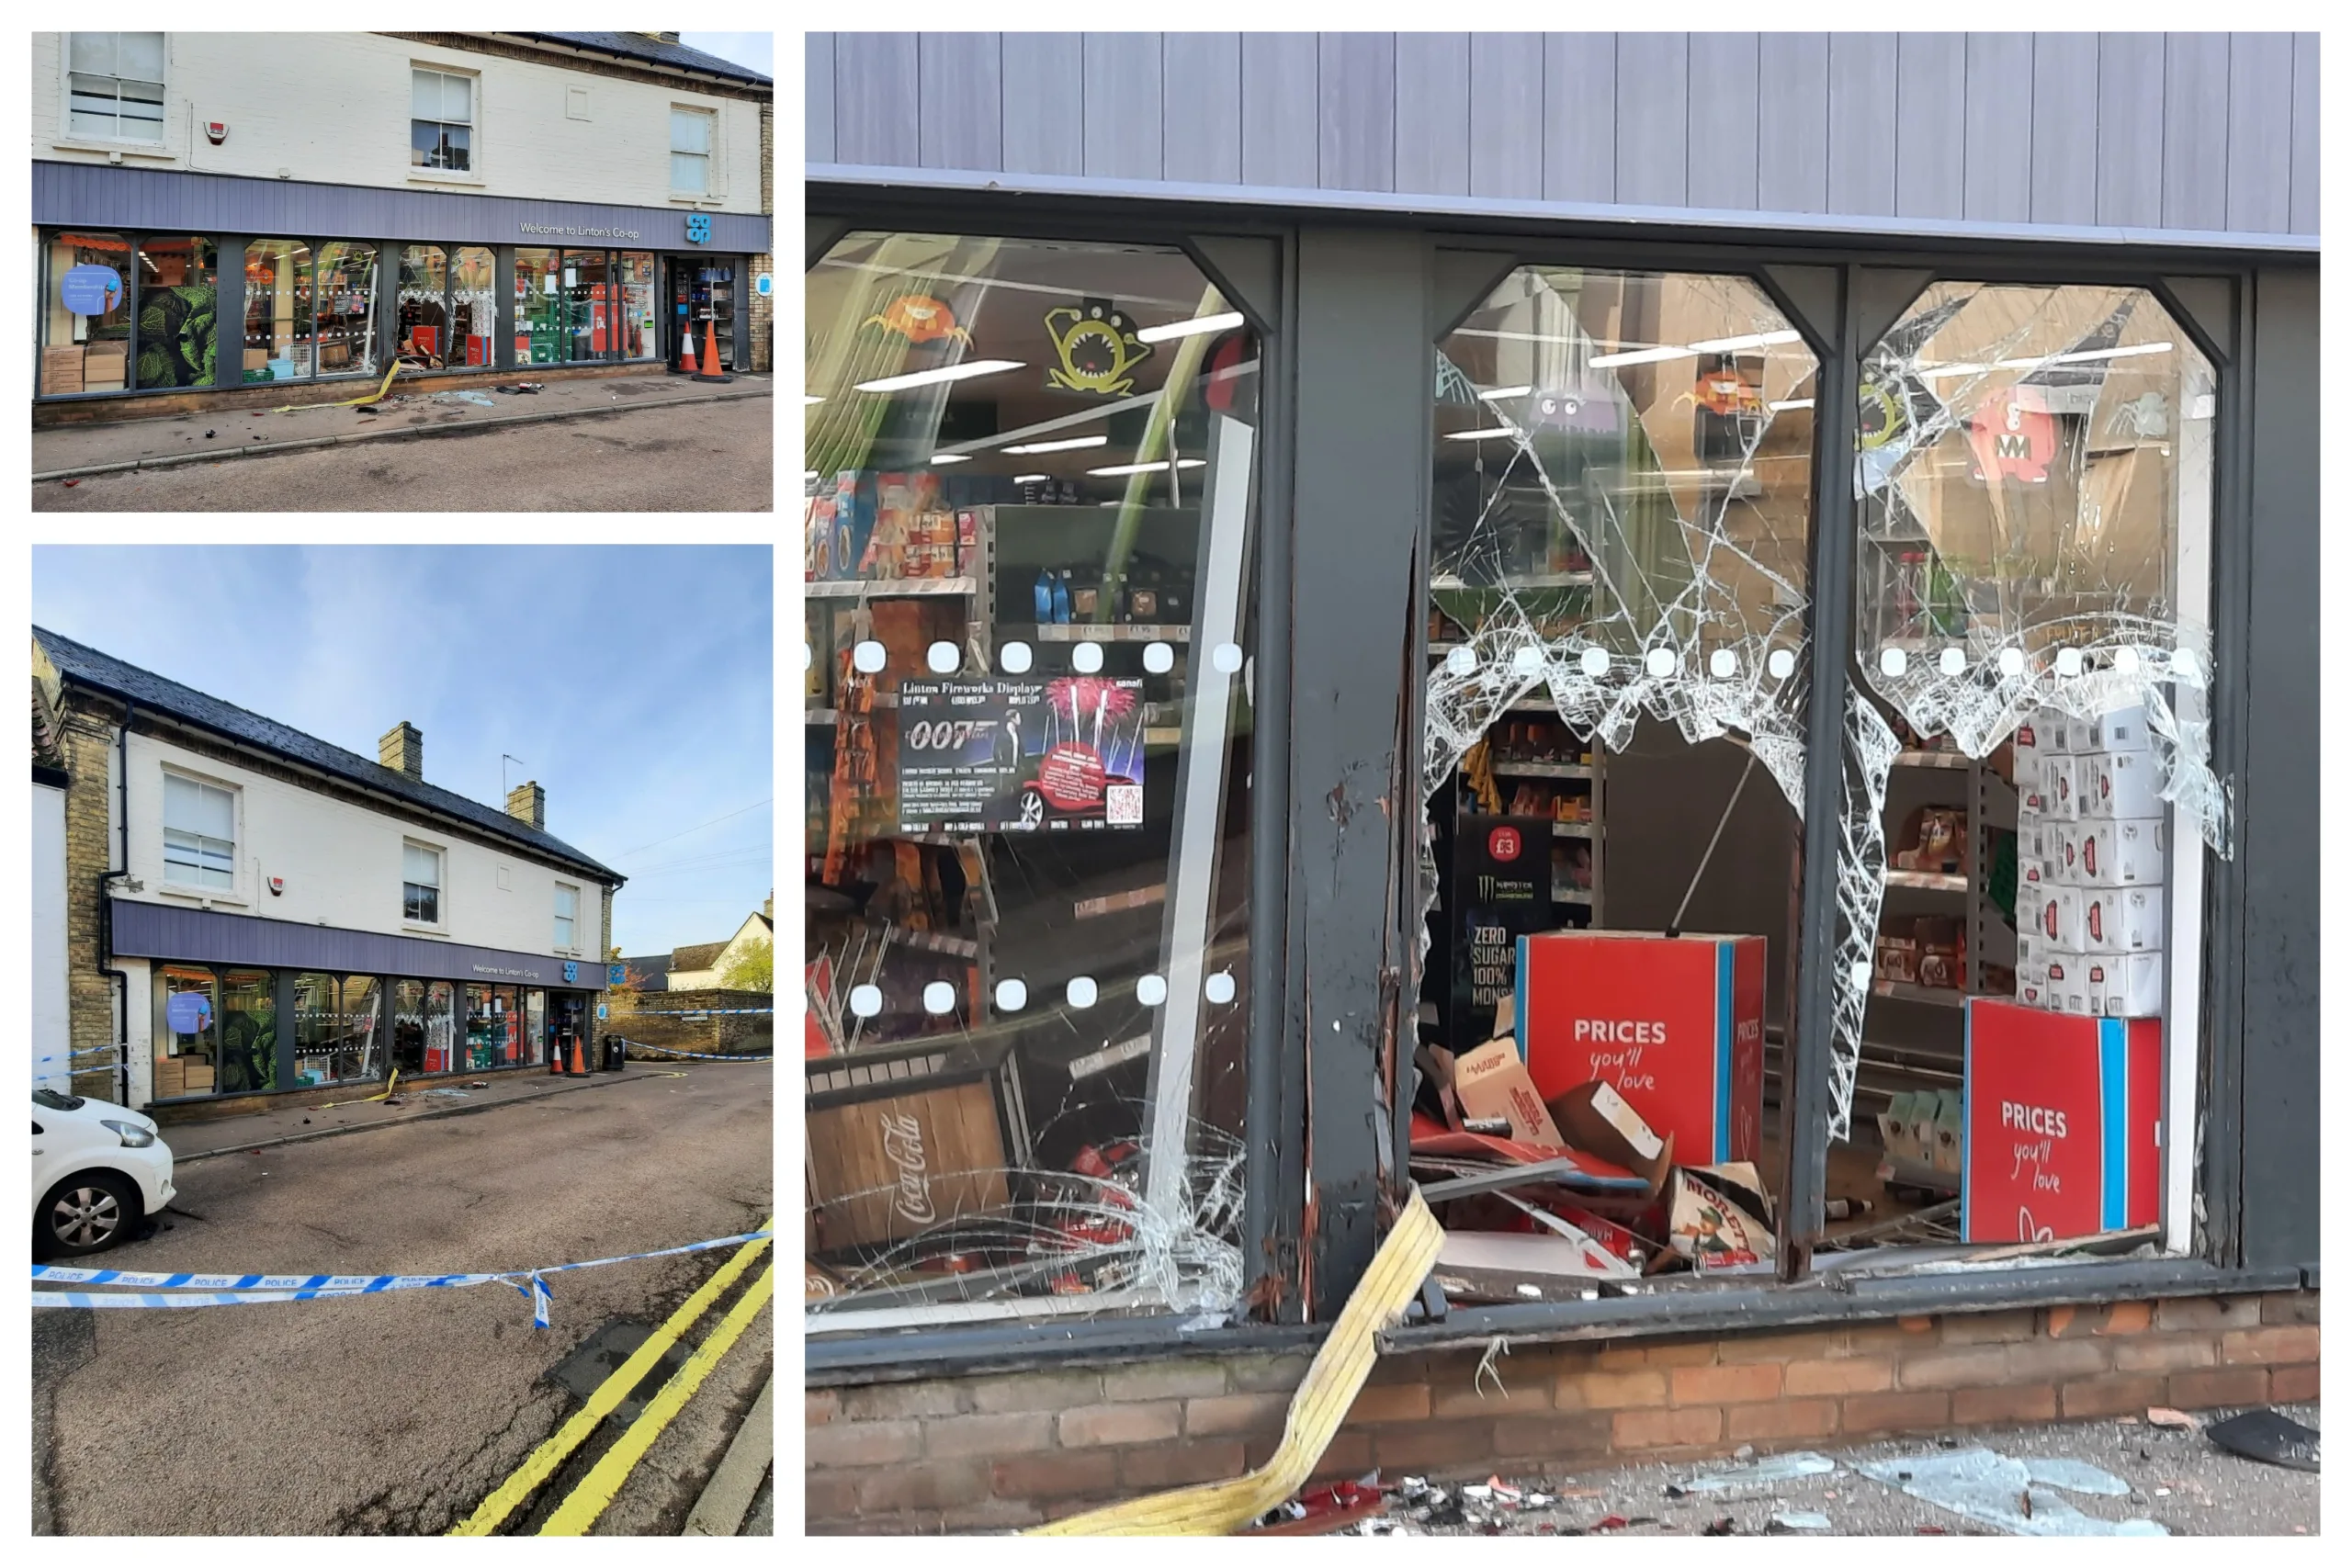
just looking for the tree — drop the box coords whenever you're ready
[718,934,774,994]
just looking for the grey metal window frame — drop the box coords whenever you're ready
[802,183,2315,1380]
[392,242,508,377]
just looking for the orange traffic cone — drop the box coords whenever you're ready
[571,1036,588,1076]
[678,326,697,376]
[702,317,723,376]
[548,1038,562,1075]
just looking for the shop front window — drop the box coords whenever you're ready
[563,250,610,363]
[134,236,219,389]
[40,231,132,396]
[452,246,498,367]
[153,965,218,1100]
[424,980,456,1073]
[619,252,657,359]
[315,243,378,376]
[804,231,1262,1325]
[515,248,561,366]
[397,244,448,367]
[390,978,427,1076]
[219,969,277,1094]
[1417,265,1816,1281]
[1839,284,2221,1254]
[463,984,526,1070]
[293,973,380,1087]
[526,989,548,1067]
[243,240,314,383]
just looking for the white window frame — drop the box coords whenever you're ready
[669,104,717,200]
[553,882,581,955]
[64,32,167,147]
[409,62,481,184]
[159,765,241,902]
[402,838,447,932]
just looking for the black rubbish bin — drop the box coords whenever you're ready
[602,1036,628,1072]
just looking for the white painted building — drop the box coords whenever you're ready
[35,626,625,1112]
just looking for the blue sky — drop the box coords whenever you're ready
[32,546,772,958]
[680,32,773,78]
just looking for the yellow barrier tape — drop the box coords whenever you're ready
[317,1068,397,1110]
[274,358,403,413]
[449,1217,773,1536]
[1025,1187,1444,1536]
[537,1262,775,1535]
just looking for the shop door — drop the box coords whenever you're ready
[669,257,734,371]
[551,993,586,1070]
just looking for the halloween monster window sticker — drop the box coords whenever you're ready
[863,293,972,345]
[1045,298,1153,396]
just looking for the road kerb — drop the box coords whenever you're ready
[681,1373,775,1536]
[450,1219,775,1536]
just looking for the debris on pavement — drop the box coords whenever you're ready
[1770,1511,1834,1532]
[1668,1450,1837,1496]
[2204,1409,2320,1472]
[2146,1407,2198,1430]
[1853,1449,2166,1537]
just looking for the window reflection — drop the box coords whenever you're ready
[243,240,314,382]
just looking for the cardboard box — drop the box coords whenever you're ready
[2041,950,2097,1015]
[1667,1163,1775,1269]
[2041,755,2085,820]
[2029,886,2091,951]
[2063,714,2103,755]
[805,1076,1012,1251]
[1962,999,2160,1242]
[2011,715,2055,768]
[2086,950,2166,1019]
[2086,750,2167,819]
[1548,1079,1673,1197]
[2072,818,2166,886]
[2084,886,2165,954]
[1516,931,1766,1166]
[2093,703,2153,754]
[1453,1038,1566,1147]
[40,346,84,396]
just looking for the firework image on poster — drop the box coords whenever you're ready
[897,675,1147,833]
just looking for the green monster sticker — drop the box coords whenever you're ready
[1044,299,1151,396]
[136,285,219,389]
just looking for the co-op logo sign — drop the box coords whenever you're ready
[519,223,642,240]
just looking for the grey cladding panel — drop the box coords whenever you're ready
[1962,33,2034,223]
[1756,32,1830,215]
[2097,33,2166,229]
[1468,33,1544,200]
[1543,32,1616,203]
[918,34,1002,172]
[834,33,920,167]
[1687,33,1760,212]
[2031,31,2099,226]
[1083,33,1164,180]
[2289,34,2319,235]
[1001,34,1084,177]
[1894,32,1965,220]
[1242,34,1321,187]
[2225,33,2295,233]
[111,901,594,990]
[807,32,836,164]
[1395,33,1472,197]
[1163,32,1243,186]
[1826,32,1898,217]
[1613,33,1690,209]
[1319,33,1397,193]
[2161,33,2231,231]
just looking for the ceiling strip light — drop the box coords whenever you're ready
[1686,329,1805,354]
[1003,434,1109,455]
[1088,458,1209,477]
[852,359,1023,393]
[1136,310,1245,344]
[1478,385,1533,400]
[1587,344,1699,369]
[1442,426,1522,442]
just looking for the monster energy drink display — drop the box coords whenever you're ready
[897,676,1148,834]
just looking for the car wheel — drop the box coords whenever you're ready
[1016,786,1046,830]
[38,1172,141,1259]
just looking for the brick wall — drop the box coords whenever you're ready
[603,987,773,1055]
[806,1290,2320,1534]
[59,703,120,1097]
[748,98,774,374]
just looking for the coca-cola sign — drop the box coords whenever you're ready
[878,1111,934,1226]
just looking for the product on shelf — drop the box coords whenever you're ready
[1892,806,1966,873]
[1962,999,2159,1243]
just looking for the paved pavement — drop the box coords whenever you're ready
[33,1061,772,1536]
[31,384,772,512]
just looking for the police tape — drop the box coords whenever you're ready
[34,1046,124,1066]
[638,1009,774,1017]
[31,1227,774,1328]
[615,1040,774,1062]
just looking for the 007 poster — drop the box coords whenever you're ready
[897,675,1147,833]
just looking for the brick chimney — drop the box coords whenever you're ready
[763,890,773,920]
[506,781,546,829]
[379,721,423,780]
[651,31,681,43]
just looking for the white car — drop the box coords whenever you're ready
[32,1088,175,1258]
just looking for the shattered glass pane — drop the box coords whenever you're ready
[1421,267,1819,965]
[1836,283,2223,1142]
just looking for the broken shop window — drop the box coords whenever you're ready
[803,231,1260,1328]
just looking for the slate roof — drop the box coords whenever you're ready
[616,953,673,992]
[35,627,622,885]
[524,33,772,87]
[669,942,726,971]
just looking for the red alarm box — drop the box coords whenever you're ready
[1962,998,2160,1243]
[1515,931,1766,1166]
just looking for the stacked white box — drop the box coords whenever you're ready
[2009,702,2169,1017]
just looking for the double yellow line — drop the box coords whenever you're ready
[452,1219,774,1537]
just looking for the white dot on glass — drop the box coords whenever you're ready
[849,985,883,1019]
[1939,647,1967,677]
[1136,974,1169,1007]
[1998,647,2028,677]
[1073,641,1105,673]
[1849,960,1874,990]
[1880,647,1909,678]
[853,640,886,674]
[2055,648,2084,678]
[1645,648,1677,678]
[1000,640,1034,674]
[2170,649,2199,678]
[1710,649,1737,679]
[1580,647,1611,679]
[2114,647,2142,675]
[1768,649,1797,680]
[1444,646,1478,676]
[1066,976,1099,1010]
[1144,641,1175,674]
[922,981,956,1015]
[1512,645,1545,674]
[926,640,960,674]
[1205,972,1238,1005]
[994,979,1028,1012]
[1212,642,1244,674]
[801,642,813,671]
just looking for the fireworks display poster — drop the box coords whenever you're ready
[896,675,1148,833]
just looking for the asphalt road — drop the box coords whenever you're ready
[32,1063,773,1536]
[29,397,773,512]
